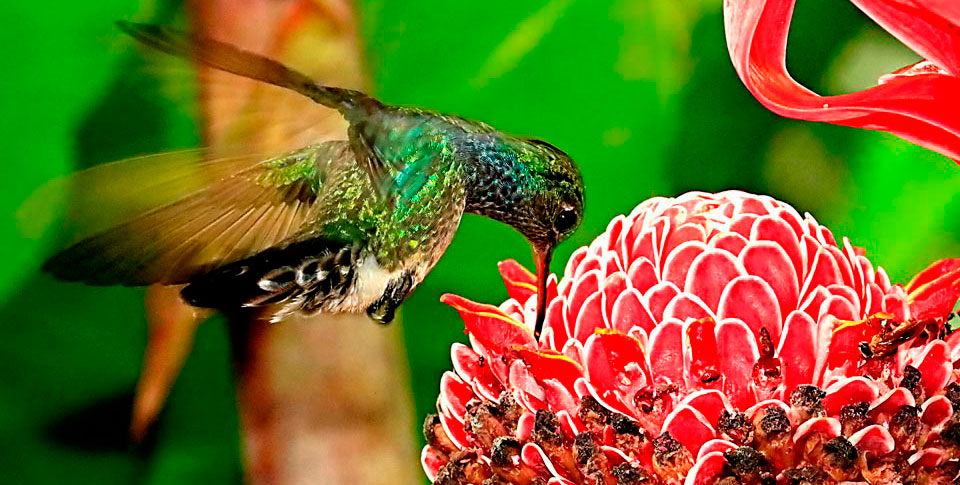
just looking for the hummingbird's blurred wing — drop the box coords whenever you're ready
[119,22,404,204]
[40,141,359,286]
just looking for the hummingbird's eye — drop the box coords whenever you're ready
[554,208,577,234]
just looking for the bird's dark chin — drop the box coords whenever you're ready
[532,244,554,339]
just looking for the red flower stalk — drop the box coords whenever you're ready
[422,191,960,484]
[723,0,960,161]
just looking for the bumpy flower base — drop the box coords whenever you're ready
[422,191,960,484]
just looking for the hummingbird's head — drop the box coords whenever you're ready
[515,138,585,336]
[462,134,584,335]
[516,139,585,250]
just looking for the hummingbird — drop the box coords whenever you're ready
[43,22,584,334]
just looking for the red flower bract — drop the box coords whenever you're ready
[723,0,960,161]
[422,191,960,484]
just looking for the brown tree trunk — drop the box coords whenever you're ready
[231,314,419,484]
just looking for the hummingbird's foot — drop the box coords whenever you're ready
[366,273,414,324]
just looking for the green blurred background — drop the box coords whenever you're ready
[3,0,959,483]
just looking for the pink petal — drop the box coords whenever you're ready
[826,245,855,289]
[521,443,569,480]
[913,340,953,398]
[664,293,715,322]
[544,296,570,348]
[740,241,800,318]
[696,440,737,461]
[439,406,469,448]
[921,395,953,428]
[509,360,546,411]
[684,249,745,312]
[737,196,770,216]
[557,410,583,439]
[517,411,535,440]
[799,286,830,322]
[718,275,783,342]
[822,376,880,416]
[601,272,630,323]
[729,213,758,239]
[611,288,656,334]
[818,294,858,322]
[649,318,685,387]
[578,256,602,279]
[421,446,445,482]
[708,231,748,256]
[684,451,727,485]
[849,425,895,457]
[749,215,804,285]
[868,387,916,422]
[573,291,606,341]
[906,258,960,320]
[826,284,861,318]
[679,389,732,425]
[800,247,843,302]
[564,246,588,281]
[439,371,475,421]
[567,269,601,324]
[776,311,817,399]
[646,282,681,322]
[663,241,708,289]
[662,404,717,454]
[606,215,626,249]
[627,258,659,294]
[792,416,841,443]
[715,318,760,409]
[908,448,947,469]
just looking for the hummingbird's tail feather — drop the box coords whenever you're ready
[180,238,359,314]
[116,21,368,112]
[39,141,362,287]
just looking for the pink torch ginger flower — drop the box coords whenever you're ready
[422,191,960,484]
[723,0,960,160]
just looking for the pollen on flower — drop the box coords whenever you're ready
[422,191,960,484]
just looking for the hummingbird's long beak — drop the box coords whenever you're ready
[533,245,554,339]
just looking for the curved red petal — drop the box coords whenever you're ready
[849,0,960,75]
[583,329,651,395]
[723,0,960,160]
[442,293,536,357]
[498,259,538,304]
[907,259,960,320]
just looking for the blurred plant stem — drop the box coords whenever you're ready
[230,313,419,484]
